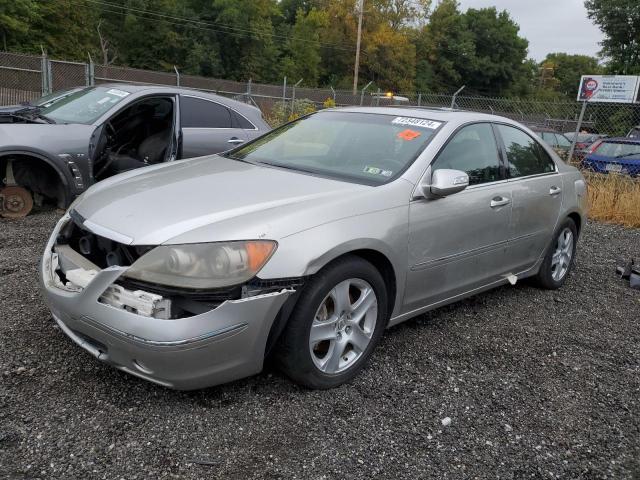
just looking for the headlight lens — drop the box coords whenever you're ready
[123,240,277,289]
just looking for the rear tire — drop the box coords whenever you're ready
[277,255,388,389]
[533,218,577,289]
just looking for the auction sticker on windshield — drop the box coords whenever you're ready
[397,129,421,141]
[363,166,393,177]
[391,117,441,129]
[106,89,130,98]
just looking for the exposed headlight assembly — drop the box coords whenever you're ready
[123,241,277,289]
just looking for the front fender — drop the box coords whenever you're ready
[258,205,410,318]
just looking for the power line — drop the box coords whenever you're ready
[78,0,359,53]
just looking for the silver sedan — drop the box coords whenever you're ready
[40,107,588,390]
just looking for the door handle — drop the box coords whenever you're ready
[490,196,511,208]
[549,186,562,196]
[227,137,244,144]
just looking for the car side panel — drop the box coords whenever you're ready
[504,173,563,272]
[181,127,248,158]
[404,182,512,312]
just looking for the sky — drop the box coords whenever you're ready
[456,0,605,61]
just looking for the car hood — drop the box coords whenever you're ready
[74,155,397,245]
[0,123,94,152]
[0,104,23,114]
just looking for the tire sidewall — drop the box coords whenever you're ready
[539,218,578,289]
[278,256,388,389]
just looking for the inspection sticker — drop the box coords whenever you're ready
[106,88,130,98]
[391,117,441,129]
[397,129,421,141]
[364,166,393,177]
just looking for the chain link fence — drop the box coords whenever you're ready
[0,51,44,104]
[1,50,639,164]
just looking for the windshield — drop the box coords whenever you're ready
[556,134,571,147]
[33,88,77,108]
[565,132,597,141]
[40,86,131,124]
[224,111,442,185]
[596,141,640,159]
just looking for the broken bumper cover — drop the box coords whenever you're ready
[39,217,294,390]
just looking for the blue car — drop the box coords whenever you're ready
[583,138,640,177]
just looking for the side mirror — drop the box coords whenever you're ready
[423,169,469,198]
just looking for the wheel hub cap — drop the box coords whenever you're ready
[309,278,378,374]
[550,227,574,281]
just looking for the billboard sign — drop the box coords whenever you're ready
[577,75,640,103]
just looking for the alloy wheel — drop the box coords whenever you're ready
[308,278,378,374]
[551,227,574,281]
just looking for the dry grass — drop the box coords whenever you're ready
[585,171,640,228]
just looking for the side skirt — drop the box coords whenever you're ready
[386,258,543,328]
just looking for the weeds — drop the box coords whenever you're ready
[585,171,640,228]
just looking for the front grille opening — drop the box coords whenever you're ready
[56,218,152,268]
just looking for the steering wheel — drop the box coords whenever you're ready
[94,122,118,178]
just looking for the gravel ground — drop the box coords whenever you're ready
[1,210,639,480]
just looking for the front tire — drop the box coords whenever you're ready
[277,255,388,389]
[534,218,578,289]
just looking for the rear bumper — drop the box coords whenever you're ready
[39,216,294,390]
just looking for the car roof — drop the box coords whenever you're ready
[335,106,518,126]
[89,83,262,114]
[527,125,559,133]
[600,137,640,144]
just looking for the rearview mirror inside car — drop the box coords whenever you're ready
[424,169,469,198]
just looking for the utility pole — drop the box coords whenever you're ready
[352,0,364,95]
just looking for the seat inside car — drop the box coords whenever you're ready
[94,97,174,180]
[108,127,172,173]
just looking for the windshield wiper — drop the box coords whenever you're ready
[615,152,640,159]
[256,161,317,175]
[13,106,56,124]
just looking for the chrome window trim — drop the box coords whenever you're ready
[412,120,505,199]
[180,94,258,131]
[181,127,245,131]
[410,165,560,203]
[492,121,559,176]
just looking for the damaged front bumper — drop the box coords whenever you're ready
[39,215,294,390]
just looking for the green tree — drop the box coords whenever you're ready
[540,53,602,97]
[281,8,329,86]
[462,7,529,95]
[0,0,39,52]
[362,23,416,91]
[210,0,281,82]
[415,0,474,92]
[279,0,315,24]
[314,0,359,88]
[585,0,640,74]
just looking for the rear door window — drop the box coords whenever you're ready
[180,96,232,128]
[496,124,556,178]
